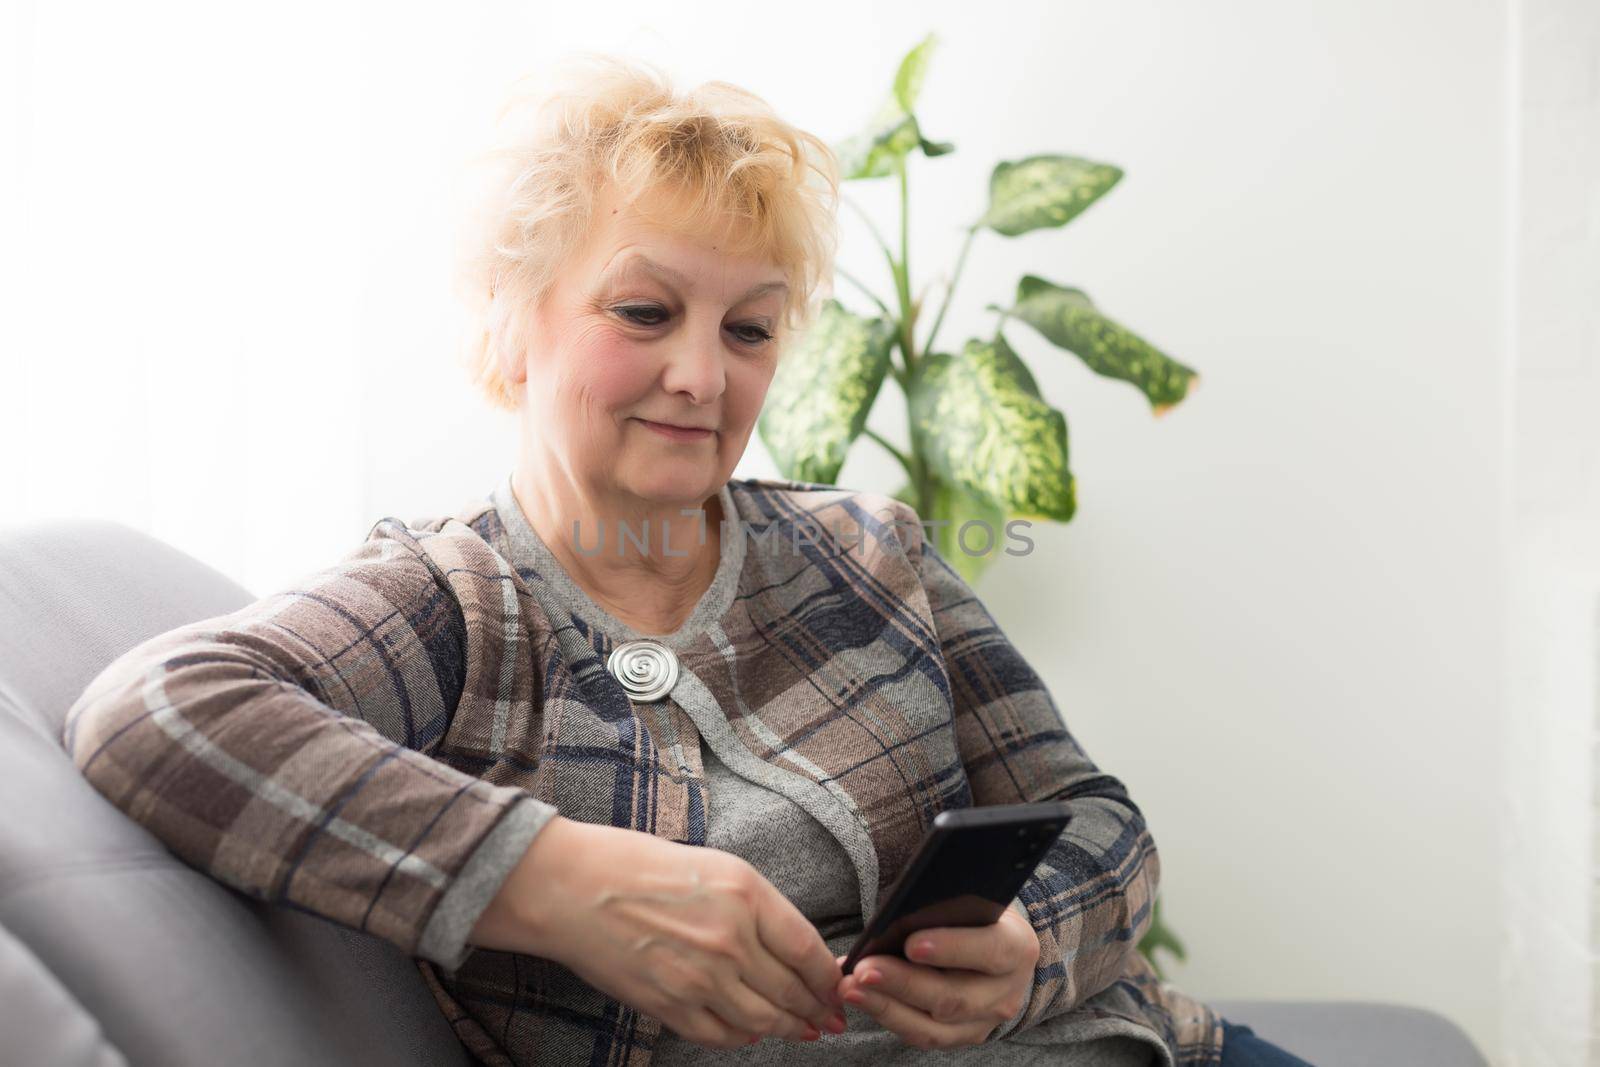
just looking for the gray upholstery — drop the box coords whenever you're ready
[0,519,470,1067]
[1209,999,1490,1065]
[0,921,127,1067]
[0,518,1493,1067]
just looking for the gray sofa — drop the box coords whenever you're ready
[0,518,1493,1066]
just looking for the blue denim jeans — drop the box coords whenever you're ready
[1219,1017,1317,1066]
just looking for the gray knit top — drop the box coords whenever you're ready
[488,473,1155,1066]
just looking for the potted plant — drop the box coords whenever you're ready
[758,32,1199,978]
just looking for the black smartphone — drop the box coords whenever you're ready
[840,800,1073,975]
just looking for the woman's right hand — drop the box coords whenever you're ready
[471,814,847,1049]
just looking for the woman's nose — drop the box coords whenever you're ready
[659,328,727,405]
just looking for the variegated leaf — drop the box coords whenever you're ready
[834,34,954,180]
[1009,275,1198,412]
[835,106,922,181]
[890,480,921,512]
[892,33,938,113]
[932,477,1009,584]
[908,338,1076,521]
[896,476,1004,579]
[758,299,895,484]
[982,154,1123,236]
[889,478,1008,585]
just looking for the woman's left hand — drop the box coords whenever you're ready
[833,904,1041,1050]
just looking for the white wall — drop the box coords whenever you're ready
[1504,0,1600,1064]
[2,0,1543,1060]
[874,3,1508,1059]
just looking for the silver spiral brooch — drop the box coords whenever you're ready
[605,639,680,703]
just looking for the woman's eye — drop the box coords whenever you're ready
[616,305,667,326]
[616,306,773,347]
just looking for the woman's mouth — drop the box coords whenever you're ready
[634,418,715,442]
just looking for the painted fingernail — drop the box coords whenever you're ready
[844,989,867,1005]
[747,1035,761,1045]
[802,1025,821,1041]
[826,1013,847,1033]
[909,940,931,960]
[861,969,882,986]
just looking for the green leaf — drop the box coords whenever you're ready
[888,478,1006,585]
[833,34,954,180]
[758,299,896,484]
[992,328,1041,398]
[981,154,1123,236]
[892,33,938,113]
[834,108,923,180]
[889,480,921,512]
[930,478,1008,585]
[908,337,1076,521]
[1008,275,1199,412]
[1138,896,1188,981]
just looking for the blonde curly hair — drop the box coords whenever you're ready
[452,53,842,412]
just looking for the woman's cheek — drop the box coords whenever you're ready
[727,358,775,422]
[567,333,649,409]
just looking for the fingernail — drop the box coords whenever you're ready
[826,1012,847,1034]
[802,1025,821,1041]
[861,969,881,986]
[747,1035,760,1045]
[844,989,867,1005]
[909,940,931,960]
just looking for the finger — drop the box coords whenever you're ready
[839,981,978,1051]
[739,949,845,1036]
[902,922,1019,975]
[833,955,853,1001]
[714,970,824,1042]
[847,954,989,1022]
[671,1006,762,1050]
[753,887,846,1016]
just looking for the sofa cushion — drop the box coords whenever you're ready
[0,919,128,1067]
[0,519,470,1067]
[1209,998,1489,1066]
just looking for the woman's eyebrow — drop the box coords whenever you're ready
[607,253,788,301]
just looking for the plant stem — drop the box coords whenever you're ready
[895,155,915,373]
[841,193,898,270]
[911,442,934,521]
[922,222,978,358]
[862,428,914,479]
[835,265,891,317]
[889,154,936,519]
[843,191,910,393]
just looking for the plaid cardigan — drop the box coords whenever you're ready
[62,475,1225,1066]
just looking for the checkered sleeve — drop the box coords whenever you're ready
[60,518,558,971]
[911,535,1161,1038]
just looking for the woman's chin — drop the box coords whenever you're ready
[615,465,723,505]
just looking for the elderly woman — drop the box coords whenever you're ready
[63,56,1308,1067]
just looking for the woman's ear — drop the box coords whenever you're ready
[492,312,529,389]
[494,334,527,387]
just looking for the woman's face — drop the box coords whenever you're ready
[509,187,789,510]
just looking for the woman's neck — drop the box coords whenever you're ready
[509,465,724,637]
